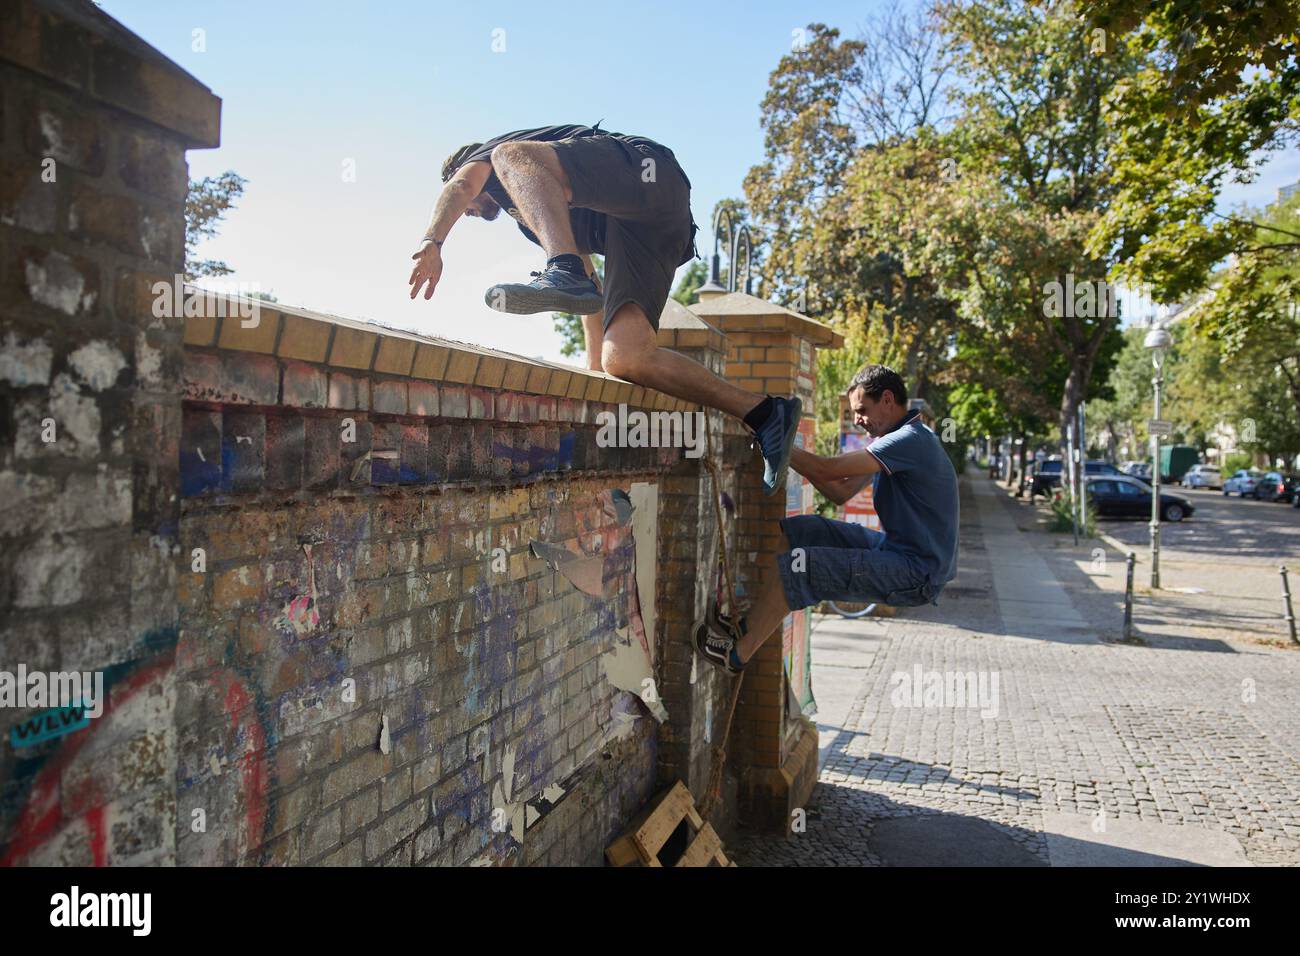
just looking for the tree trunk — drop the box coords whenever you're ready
[1059,364,1087,458]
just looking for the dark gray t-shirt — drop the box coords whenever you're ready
[865,410,960,586]
[456,123,664,256]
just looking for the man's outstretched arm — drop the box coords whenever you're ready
[790,446,882,505]
[409,160,491,300]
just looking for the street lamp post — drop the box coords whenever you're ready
[1144,323,1172,589]
[697,207,754,296]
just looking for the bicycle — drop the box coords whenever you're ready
[825,600,878,619]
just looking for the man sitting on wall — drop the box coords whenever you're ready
[695,364,960,673]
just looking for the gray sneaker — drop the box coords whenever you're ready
[485,264,604,315]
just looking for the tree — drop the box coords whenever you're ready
[1087,326,1159,460]
[185,171,247,281]
[671,260,708,307]
[1076,0,1300,302]
[746,11,968,455]
[937,0,1135,443]
[1186,190,1300,454]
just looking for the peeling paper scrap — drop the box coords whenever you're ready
[603,631,668,723]
[528,539,606,597]
[502,746,516,804]
[608,488,634,525]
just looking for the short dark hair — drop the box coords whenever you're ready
[441,142,483,183]
[848,364,907,406]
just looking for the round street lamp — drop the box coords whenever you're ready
[1144,323,1173,588]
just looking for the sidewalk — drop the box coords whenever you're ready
[731,472,1300,866]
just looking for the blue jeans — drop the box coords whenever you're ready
[775,515,936,609]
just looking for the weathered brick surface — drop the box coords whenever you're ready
[0,1,219,867]
[166,356,698,864]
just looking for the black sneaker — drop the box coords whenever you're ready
[694,604,746,675]
[751,396,802,496]
[484,264,604,315]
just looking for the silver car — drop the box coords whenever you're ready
[1222,469,1263,497]
[1181,464,1222,489]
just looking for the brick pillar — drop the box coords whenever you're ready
[0,0,220,864]
[691,291,843,832]
[650,300,740,818]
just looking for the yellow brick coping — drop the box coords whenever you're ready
[690,291,845,348]
[180,286,679,409]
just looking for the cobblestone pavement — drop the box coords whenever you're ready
[731,473,1300,866]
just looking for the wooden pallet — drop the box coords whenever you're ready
[605,781,736,867]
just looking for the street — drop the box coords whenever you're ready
[732,471,1300,866]
[1095,483,1300,570]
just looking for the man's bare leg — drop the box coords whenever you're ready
[489,141,578,256]
[582,312,604,371]
[489,148,778,442]
[732,566,792,664]
[602,304,764,420]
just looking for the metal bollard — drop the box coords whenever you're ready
[1123,552,1136,641]
[1282,566,1298,645]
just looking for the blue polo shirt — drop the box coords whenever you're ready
[865,411,960,586]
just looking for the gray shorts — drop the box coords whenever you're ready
[775,515,938,609]
[549,134,697,332]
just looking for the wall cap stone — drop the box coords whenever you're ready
[690,292,844,347]
[183,287,692,412]
[0,0,221,148]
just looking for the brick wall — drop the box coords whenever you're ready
[170,303,691,865]
[0,0,219,866]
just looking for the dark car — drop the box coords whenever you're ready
[1084,474,1195,522]
[1029,459,1122,499]
[1255,471,1298,503]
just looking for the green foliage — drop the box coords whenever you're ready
[672,260,708,306]
[1087,326,1156,459]
[754,3,1132,461]
[1180,192,1300,462]
[185,171,246,281]
[1076,0,1300,301]
[1048,485,1097,536]
[1222,450,1254,474]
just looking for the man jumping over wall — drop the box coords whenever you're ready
[694,364,960,673]
[407,122,800,495]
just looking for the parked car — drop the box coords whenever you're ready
[1084,475,1194,522]
[1222,469,1263,497]
[1120,460,1153,481]
[1180,464,1222,490]
[1028,458,1121,499]
[1255,471,1299,503]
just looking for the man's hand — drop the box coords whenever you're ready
[409,240,443,300]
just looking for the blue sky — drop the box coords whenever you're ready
[103,0,1299,363]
